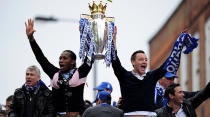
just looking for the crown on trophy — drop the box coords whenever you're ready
[88,1,107,14]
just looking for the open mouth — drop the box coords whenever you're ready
[141,65,146,69]
[60,64,64,68]
[26,80,32,84]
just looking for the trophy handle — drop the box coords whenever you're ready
[106,17,115,22]
[80,14,91,20]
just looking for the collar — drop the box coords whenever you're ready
[166,103,174,112]
[172,104,183,114]
[101,103,109,106]
[131,71,146,80]
[60,68,76,80]
[167,103,182,113]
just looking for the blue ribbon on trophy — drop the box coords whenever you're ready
[104,22,114,66]
[164,33,199,74]
[79,1,116,66]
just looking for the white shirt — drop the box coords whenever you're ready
[124,111,157,117]
[131,71,145,80]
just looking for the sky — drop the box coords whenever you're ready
[0,0,182,105]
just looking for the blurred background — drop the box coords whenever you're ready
[149,0,210,116]
[1,0,209,116]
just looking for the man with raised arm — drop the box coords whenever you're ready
[111,27,199,117]
[155,83,210,117]
[25,18,93,117]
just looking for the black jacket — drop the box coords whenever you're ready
[155,82,210,117]
[155,90,199,109]
[9,83,55,117]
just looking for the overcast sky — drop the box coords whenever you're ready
[0,0,182,105]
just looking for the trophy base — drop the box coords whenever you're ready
[94,54,105,60]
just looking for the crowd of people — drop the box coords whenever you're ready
[1,18,210,117]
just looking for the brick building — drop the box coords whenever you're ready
[149,0,210,117]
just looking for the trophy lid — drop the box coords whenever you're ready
[89,1,107,14]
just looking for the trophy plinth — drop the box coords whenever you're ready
[94,54,105,60]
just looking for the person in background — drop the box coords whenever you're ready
[9,65,55,117]
[5,95,13,117]
[116,97,123,109]
[83,100,93,109]
[155,83,210,117]
[154,72,198,108]
[0,104,5,117]
[93,82,113,93]
[92,82,117,107]
[82,91,123,117]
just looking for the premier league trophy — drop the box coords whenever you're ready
[79,1,115,66]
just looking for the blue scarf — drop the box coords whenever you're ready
[60,68,76,80]
[163,33,199,74]
[155,82,168,106]
[25,80,41,92]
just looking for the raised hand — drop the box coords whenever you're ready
[25,18,36,41]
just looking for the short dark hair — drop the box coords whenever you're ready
[63,50,76,67]
[131,50,145,62]
[164,83,180,101]
[6,95,13,102]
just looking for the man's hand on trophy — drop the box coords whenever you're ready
[113,26,117,50]
[25,18,36,41]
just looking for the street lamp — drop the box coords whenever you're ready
[34,16,78,23]
[35,16,58,22]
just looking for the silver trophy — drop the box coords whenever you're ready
[80,1,114,60]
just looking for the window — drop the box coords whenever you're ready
[205,18,210,84]
[180,53,188,91]
[192,32,200,91]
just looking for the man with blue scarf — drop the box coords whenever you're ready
[111,27,199,117]
[9,65,55,117]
